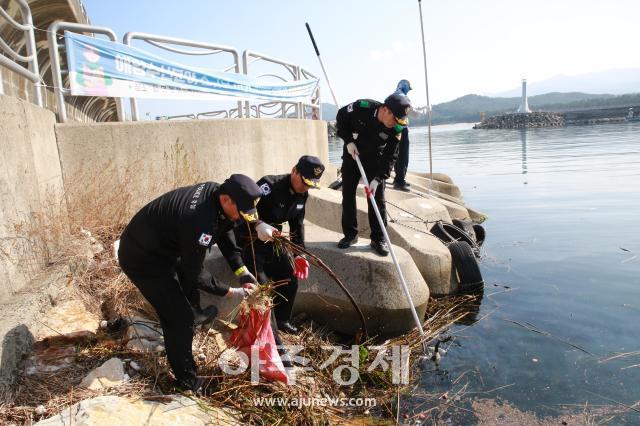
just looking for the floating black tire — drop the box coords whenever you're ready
[448,241,484,293]
[430,221,476,248]
[452,219,477,242]
[429,221,452,242]
[472,224,486,246]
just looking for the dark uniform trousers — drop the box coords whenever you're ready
[393,127,410,186]
[341,154,387,242]
[118,247,198,385]
[242,240,298,323]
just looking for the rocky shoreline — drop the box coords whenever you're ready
[473,112,564,129]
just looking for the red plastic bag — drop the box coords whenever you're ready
[229,307,289,384]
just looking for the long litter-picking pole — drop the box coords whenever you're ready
[417,0,434,182]
[305,22,426,339]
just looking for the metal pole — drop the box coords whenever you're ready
[305,23,426,338]
[354,156,426,337]
[305,23,339,107]
[17,0,42,107]
[418,0,434,182]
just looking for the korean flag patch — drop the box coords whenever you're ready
[198,233,212,246]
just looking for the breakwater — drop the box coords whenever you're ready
[474,105,640,129]
[473,112,564,129]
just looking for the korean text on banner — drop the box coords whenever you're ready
[64,31,318,102]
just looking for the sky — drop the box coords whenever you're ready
[82,0,640,117]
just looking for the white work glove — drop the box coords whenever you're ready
[367,178,380,197]
[227,283,256,299]
[255,221,278,241]
[346,142,360,160]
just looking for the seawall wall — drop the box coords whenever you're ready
[0,95,65,298]
[0,95,329,300]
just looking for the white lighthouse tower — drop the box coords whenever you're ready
[517,79,531,113]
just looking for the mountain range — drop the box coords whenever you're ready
[320,68,640,124]
[490,68,640,97]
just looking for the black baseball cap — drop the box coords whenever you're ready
[221,174,261,222]
[384,93,412,126]
[295,155,325,188]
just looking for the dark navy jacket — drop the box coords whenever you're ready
[336,99,401,180]
[236,173,307,249]
[119,182,244,295]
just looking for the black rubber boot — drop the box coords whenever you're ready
[370,240,389,256]
[338,235,359,249]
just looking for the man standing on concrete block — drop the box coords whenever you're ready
[236,156,325,335]
[118,174,276,393]
[392,80,412,192]
[336,94,411,256]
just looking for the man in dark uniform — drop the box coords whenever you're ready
[236,156,325,334]
[391,79,412,191]
[336,93,411,256]
[118,174,271,392]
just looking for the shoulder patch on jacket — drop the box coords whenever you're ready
[359,100,370,108]
[259,182,271,196]
[347,103,354,112]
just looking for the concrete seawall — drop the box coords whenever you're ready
[0,95,64,297]
[55,118,329,215]
[0,95,330,300]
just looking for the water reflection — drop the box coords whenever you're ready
[520,129,528,175]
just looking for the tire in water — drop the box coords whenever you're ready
[448,241,484,293]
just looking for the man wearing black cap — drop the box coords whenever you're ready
[235,156,325,334]
[118,174,268,392]
[336,93,411,256]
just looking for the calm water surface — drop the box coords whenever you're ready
[329,122,640,419]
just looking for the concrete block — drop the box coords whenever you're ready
[407,171,453,184]
[467,206,488,223]
[294,224,429,337]
[385,185,470,221]
[388,223,456,295]
[201,253,248,321]
[404,174,462,199]
[305,186,458,294]
[385,193,452,224]
[202,223,429,337]
[305,186,370,235]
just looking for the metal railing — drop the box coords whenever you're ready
[197,106,249,119]
[300,67,321,119]
[243,49,306,119]
[0,0,42,106]
[41,19,318,122]
[123,32,243,121]
[47,21,125,122]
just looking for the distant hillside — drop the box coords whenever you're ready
[491,68,640,97]
[321,92,640,125]
[418,92,640,125]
